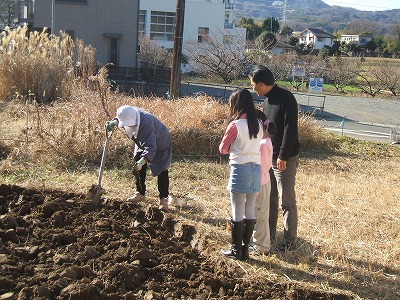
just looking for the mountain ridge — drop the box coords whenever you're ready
[234,0,400,34]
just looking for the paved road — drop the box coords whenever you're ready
[181,82,400,144]
[294,93,400,144]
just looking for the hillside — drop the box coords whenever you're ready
[234,0,400,34]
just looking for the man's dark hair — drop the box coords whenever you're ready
[249,66,274,86]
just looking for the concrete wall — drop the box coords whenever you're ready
[34,0,139,67]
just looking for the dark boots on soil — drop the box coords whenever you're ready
[242,219,256,261]
[221,220,244,259]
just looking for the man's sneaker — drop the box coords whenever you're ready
[159,197,169,211]
[279,241,294,252]
[127,192,145,203]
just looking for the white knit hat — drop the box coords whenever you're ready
[116,105,140,127]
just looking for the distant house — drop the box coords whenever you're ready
[340,34,373,47]
[272,41,296,55]
[299,28,335,50]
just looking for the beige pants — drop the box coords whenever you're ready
[253,182,271,253]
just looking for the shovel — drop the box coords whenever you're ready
[86,123,115,204]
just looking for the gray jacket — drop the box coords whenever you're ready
[135,109,172,176]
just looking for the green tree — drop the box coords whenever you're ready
[237,17,261,40]
[255,31,277,50]
[373,36,387,56]
[319,46,330,59]
[330,41,341,56]
[388,23,400,57]
[261,17,280,34]
[364,40,377,52]
[288,37,299,46]
[280,25,293,37]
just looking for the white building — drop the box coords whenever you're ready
[139,0,246,58]
[272,41,296,55]
[299,28,335,50]
[340,34,373,47]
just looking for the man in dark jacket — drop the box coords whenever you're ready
[249,66,300,252]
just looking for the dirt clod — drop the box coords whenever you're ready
[0,184,354,299]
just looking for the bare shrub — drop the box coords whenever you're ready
[2,81,332,170]
[138,34,172,67]
[298,113,337,150]
[0,25,96,104]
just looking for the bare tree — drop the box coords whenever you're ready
[0,0,18,28]
[374,62,400,97]
[184,30,247,84]
[138,34,172,68]
[353,64,384,98]
[326,56,359,92]
[244,38,276,66]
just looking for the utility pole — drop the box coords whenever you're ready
[169,0,185,99]
[51,0,55,35]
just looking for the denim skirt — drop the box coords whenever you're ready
[228,163,261,194]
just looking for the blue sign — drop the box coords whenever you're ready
[309,77,323,93]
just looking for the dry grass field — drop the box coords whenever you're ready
[1,84,399,299]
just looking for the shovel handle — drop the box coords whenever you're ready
[97,129,113,186]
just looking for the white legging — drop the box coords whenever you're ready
[230,192,257,222]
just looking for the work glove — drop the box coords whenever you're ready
[105,120,118,132]
[133,157,147,172]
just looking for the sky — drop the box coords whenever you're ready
[322,0,400,11]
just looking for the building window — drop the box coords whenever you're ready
[139,10,146,35]
[198,27,209,43]
[109,38,119,67]
[150,11,175,42]
[225,13,229,23]
[317,37,323,42]
[55,0,87,4]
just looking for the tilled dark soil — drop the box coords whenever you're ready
[0,183,354,300]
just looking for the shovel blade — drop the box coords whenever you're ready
[86,184,105,204]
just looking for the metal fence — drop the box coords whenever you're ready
[107,65,171,83]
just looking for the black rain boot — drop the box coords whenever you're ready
[242,219,256,261]
[221,220,244,259]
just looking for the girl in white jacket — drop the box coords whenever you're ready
[219,89,263,261]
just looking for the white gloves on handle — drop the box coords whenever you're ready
[133,157,147,172]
